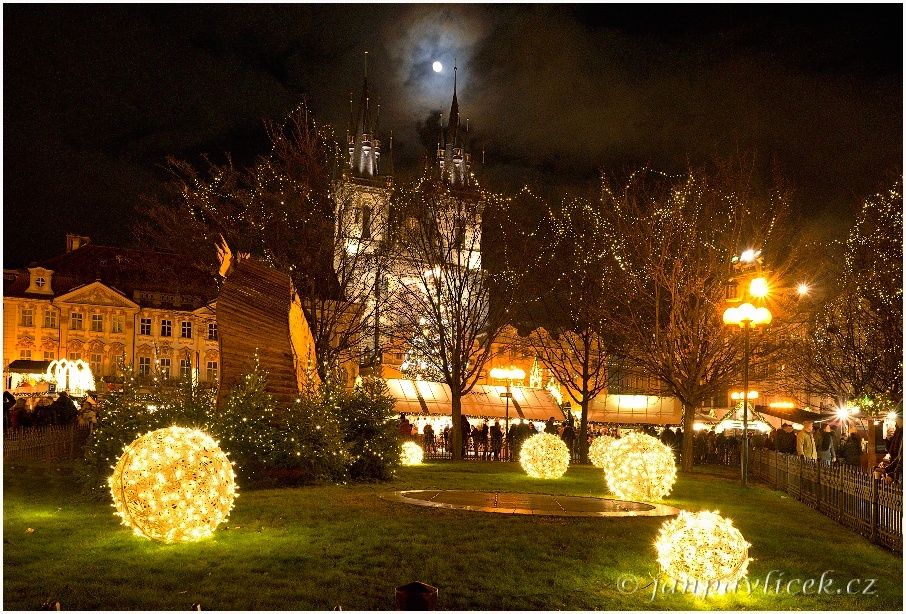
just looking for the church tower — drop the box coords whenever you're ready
[436,65,474,188]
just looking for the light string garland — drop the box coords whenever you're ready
[519,432,570,478]
[601,431,676,501]
[109,427,237,543]
[587,435,615,468]
[400,441,424,466]
[655,510,752,596]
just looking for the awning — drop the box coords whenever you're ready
[383,379,564,420]
[511,387,564,421]
[755,404,821,425]
[587,394,683,425]
[7,360,53,374]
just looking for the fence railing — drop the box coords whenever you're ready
[750,449,902,553]
[3,424,91,463]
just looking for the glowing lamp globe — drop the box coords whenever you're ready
[400,441,424,466]
[109,427,237,543]
[655,510,751,596]
[588,435,615,468]
[601,432,676,501]
[520,433,570,479]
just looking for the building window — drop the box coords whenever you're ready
[206,361,218,381]
[161,319,172,337]
[20,349,32,360]
[43,309,57,328]
[68,352,81,361]
[361,205,372,239]
[112,315,124,334]
[180,359,192,379]
[158,358,171,379]
[70,312,83,330]
[208,322,218,340]
[91,314,104,332]
[20,308,34,327]
[140,318,151,336]
[34,277,46,288]
[90,353,102,376]
[44,351,56,361]
[181,321,192,339]
[138,357,151,376]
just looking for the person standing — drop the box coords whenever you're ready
[544,417,557,434]
[460,414,471,459]
[817,423,836,463]
[840,431,863,467]
[797,420,818,461]
[490,420,503,461]
[561,422,576,460]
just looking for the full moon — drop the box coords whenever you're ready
[432,61,443,73]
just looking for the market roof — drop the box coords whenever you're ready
[385,379,564,421]
[6,359,54,374]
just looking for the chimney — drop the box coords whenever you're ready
[66,234,91,252]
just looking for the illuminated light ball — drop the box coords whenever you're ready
[400,441,424,466]
[109,427,237,543]
[601,432,676,501]
[520,433,570,479]
[655,510,751,596]
[588,435,615,468]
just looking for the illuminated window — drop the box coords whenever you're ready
[91,314,104,332]
[70,312,83,330]
[181,322,192,339]
[20,349,32,360]
[43,309,57,328]
[138,356,151,376]
[161,319,172,337]
[180,359,192,379]
[140,318,151,336]
[111,315,124,334]
[90,353,102,375]
[44,350,56,361]
[68,352,81,361]
[20,308,34,327]
[206,361,218,381]
[158,358,171,379]
[208,322,218,340]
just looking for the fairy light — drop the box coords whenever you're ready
[519,433,570,479]
[655,510,751,596]
[109,427,237,543]
[400,441,424,466]
[587,435,615,468]
[601,431,676,501]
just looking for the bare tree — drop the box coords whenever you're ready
[387,178,515,460]
[601,162,803,472]
[135,102,392,382]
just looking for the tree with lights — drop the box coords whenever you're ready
[136,101,392,381]
[601,161,804,472]
[386,177,516,460]
[514,193,620,464]
[787,179,903,417]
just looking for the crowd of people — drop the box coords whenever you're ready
[3,390,97,433]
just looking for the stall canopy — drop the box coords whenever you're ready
[384,379,564,420]
[587,394,683,425]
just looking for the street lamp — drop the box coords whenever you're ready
[723,290,772,487]
[490,366,526,459]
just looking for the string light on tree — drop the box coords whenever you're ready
[400,441,424,465]
[601,432,676,501]
[520,433,570,478]
[109,427,237,543]
[654,510,751,596]
[587,435,615,468]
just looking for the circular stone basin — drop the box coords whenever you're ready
[381,490,681,517]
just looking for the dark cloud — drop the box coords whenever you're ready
[3,4,901,267]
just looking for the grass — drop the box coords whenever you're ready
[3,460,902,610]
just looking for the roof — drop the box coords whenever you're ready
[7,360,54,374]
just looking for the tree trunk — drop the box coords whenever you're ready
[451,391,463,461]
[681,402,696,472]
[579,397,589,464]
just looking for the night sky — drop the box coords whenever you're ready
[3,4,902,269]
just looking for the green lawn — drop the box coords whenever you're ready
[3,460,902,610]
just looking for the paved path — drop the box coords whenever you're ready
[382,490,681,517]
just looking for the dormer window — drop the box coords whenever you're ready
[35,277,46,288]
[27,267,54,294]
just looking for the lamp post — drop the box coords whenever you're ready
[723,296,772,487]
[490,366,525,460]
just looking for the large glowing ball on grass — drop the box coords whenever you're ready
[601,432,676,501]
[400,441,424,466]
[109,426,237,543]
[655,510,751,596]
[520,433,570,478]
[588,435,615,468]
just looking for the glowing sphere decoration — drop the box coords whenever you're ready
[601,432,676,501]
[400,441,424,466]
[588,435,615,468]
[520,433,570,479]
[109,427,237,543]
[655,510,751,596]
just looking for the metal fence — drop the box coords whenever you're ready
[750,449,902,553]
[3,424,91,463]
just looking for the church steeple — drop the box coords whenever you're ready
[347,51,383,179]
[438,63,472,188]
